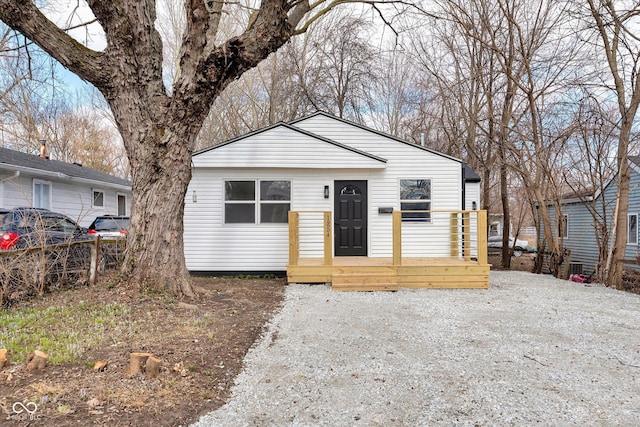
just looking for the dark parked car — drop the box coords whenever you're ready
[87,215,129,238]
[0,208,9,223]
[0,207,93,250]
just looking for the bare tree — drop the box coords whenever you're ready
[0,26,68,153]
[0,1,409,296]
[563,93,618,282]
[368,48,422,138]
[583,0,640,288]
[196,12,383,147]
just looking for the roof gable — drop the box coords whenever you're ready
[193,122,387,169]
[0,146,130,188]
[290,111,463,164]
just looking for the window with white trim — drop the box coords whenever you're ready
[628,214,638,245]
[400,179,431,222]
[117,193,127,216]
[224,180,291,224]
[92,189,105,208]
[33,179,51,209]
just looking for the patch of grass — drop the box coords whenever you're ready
[0,301,130,364]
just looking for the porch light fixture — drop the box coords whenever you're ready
[192,190,197,203]
[324,185,330,199]
[472,201,477,210]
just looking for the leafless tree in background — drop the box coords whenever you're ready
[563,93,619,282]
[582,0,640,288]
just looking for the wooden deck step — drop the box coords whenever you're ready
[331,271,398,292]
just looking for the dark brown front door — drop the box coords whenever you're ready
[334,180,367,256]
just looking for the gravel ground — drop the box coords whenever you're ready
[193,271,640,426]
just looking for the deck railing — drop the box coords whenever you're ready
[288,210,488,266]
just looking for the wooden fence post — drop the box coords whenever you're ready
[89,237,101,285]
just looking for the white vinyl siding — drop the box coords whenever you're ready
[193,126,385,169]
[1,173,130,226]
[186,169,308,271]
[185,116,466,271]
[294,115,462,259]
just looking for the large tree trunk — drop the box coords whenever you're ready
[125,136,195,297]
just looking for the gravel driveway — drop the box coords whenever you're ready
[193,271,640,426]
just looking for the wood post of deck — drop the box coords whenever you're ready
[463,211,471,261]
[450,213,459,257]
[288,211,299,266]
[393,210,402,265]
[323,211,332,266]
[477,210,488,265]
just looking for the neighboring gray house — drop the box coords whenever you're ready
[0,146,131,227]
[544,156,640,276]
[184,112,482,273]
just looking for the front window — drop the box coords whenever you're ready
[260,180,291,223]
[400,179,431,222]
[225,180,291,224]
[628,214,638,245]
[33,180,51,209]
[93,190,105,208]
[225,181,256,223]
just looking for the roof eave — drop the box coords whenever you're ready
[0,163,131,191]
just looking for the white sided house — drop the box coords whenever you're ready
[185,112,488,290]
[0,147,131,227]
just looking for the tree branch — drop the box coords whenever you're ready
[0,0,106,85]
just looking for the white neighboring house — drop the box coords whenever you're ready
[184,112,481,273]
[0,146,131,227]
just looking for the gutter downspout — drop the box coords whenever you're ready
[461,164,466,210]
[1,170,20,183]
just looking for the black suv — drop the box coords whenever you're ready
[87,215,129,238]
[0,208,93,250]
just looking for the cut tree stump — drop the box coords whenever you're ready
[145,356,162,378]
[93,359,108,371]
[127,352,152,376]
[0,349,9,369]
[26,350,48,370]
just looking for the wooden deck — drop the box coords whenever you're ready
[287,257,490,291]
[287,210,490,291]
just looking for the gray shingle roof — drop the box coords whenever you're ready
[0,146,130,188]
[463,163,481,183]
